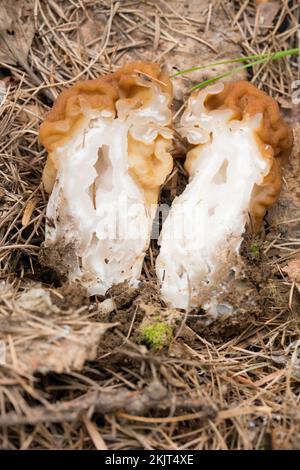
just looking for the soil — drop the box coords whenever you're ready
[50,281,90,310]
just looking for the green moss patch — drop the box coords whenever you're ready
[140,321,173,350]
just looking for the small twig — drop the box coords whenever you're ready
[0,383,216,427]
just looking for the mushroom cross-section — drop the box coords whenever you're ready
[39,62,173,295]
[156,81,293,311]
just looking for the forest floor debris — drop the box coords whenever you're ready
[0,0,299,450]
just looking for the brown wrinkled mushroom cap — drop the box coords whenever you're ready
[203,80,294,230]
[39,61,173,204]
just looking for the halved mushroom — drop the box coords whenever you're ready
[39,62,173,295]
[156,81,293,310]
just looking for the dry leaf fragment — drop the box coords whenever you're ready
[283,258,300,291]
[18,103,42,124]
[0,0,53,102]
[22,198,36,227]
[0,80,6,106]
[0,0,35,67]
[79,18,105,49]
[0,287,116,374]
[258,1,280,28]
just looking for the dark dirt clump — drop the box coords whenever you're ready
[185,234,275,341]
[95,283,158,363]
[105,281,141,309]
[39,239,77,279]
[50,281,90,310]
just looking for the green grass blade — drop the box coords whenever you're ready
[172,47,300,80]
[190,57,266,92]
[172,54,266,77]
[188,48,300,92]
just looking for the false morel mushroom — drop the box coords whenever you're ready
[156,81,293,311]
[39,62,173,295]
